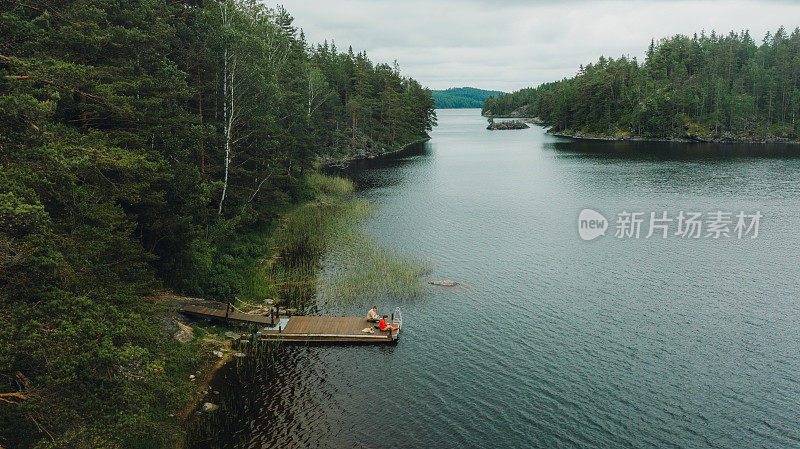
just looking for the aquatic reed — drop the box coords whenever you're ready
[239,172,429,313]
[318,234,431,306]
[185,337,282,449]
[307,171,355,197]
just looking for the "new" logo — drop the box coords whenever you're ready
[578,209,608,241]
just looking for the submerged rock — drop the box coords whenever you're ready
[429,280,458,286]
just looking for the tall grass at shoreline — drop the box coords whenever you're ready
[236,173,428,313]
[186,337,282,448]
[307,172,355,197]
[238,172,428,312]
[318,234,431,307]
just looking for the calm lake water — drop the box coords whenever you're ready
[220,109,800,448]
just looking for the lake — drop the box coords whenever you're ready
[217,109,800,448]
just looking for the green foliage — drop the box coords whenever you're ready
[483,28,800,140]
[432,87,504,108]
[0,0,435,447]
[307,46,437,157]
[307,172,355,197]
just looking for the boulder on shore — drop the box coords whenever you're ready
[487,121,529,130]
[201,402,219,414]
[224,331,241,340]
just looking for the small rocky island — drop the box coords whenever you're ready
[487,120,529,130]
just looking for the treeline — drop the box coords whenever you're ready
[483,28,800,140]
[0,0,434,447]
[432,87,503,108]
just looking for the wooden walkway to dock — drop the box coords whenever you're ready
[180,304,273,325]
[260,316,397,343]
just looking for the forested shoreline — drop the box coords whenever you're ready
[0,0,435,447]
[483,28,800,142]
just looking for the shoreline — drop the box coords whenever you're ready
[483,114,544,125]
[481,113,800,144]
[550,130,800,145]
[177,338,233,426]
[317,137,431,167]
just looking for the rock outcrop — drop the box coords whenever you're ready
[487,121,529,130]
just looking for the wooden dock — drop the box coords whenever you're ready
[180,303,402,344]
[260,316,399,343]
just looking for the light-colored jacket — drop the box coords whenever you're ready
[367,309,379,320]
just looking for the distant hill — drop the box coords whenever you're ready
[432,87,504,108]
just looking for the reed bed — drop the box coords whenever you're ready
[240,172,429,314]
[307,171,355,197]
[318,234,430,306]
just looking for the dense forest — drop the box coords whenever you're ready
[483,28,800,141]
[432,87,503,108]
[0,0,435,447]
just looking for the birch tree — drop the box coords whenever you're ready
[215,0,292,216]
[307,65,330,118]
[217,0,235,215]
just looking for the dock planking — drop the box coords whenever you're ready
[260,316,398,343]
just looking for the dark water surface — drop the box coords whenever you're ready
[225,109,800,448]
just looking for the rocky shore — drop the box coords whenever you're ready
[551,129,800,144]
[487,121,529,130]
[317,137,431,167]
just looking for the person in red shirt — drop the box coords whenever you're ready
[378,315,398,332]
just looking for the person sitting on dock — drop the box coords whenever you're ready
[378,315,398,332]
[366,306,380,323]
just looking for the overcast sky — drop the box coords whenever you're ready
[278,0,799,92]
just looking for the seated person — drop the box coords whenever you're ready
[366,306,380,322]
[378,315,398,332]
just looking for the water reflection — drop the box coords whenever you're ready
[332,141,432,191]
[544,140,800,201]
